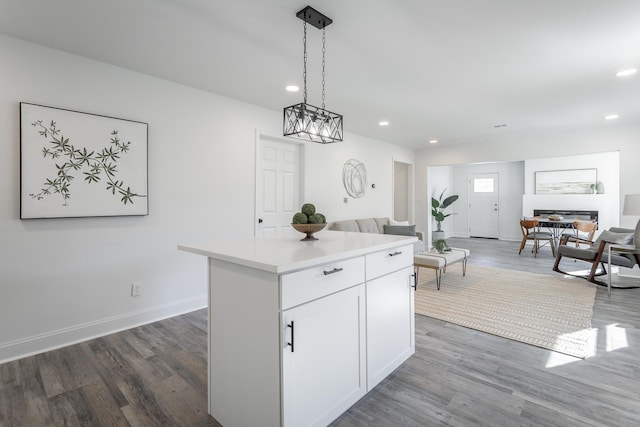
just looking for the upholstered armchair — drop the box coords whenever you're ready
[552,226,640,285]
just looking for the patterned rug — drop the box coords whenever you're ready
[415,264,596,358]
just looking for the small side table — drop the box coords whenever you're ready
[607,244,640,297]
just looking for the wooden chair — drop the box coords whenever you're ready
[519,219,556,257]
[561,220,598,248]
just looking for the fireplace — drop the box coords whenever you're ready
[533,209,598,222]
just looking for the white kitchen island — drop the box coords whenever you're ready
[178,230,417,427]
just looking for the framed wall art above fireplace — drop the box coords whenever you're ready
[534,168,597,195]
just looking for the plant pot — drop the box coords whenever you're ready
[432,230,445,242]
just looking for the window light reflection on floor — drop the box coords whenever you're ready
[545,323,630,368]
[545,328,598,368]
[606,323,629,352]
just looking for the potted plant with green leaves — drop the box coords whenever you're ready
[432,188,459,242]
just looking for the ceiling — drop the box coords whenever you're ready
[1,0,640,150]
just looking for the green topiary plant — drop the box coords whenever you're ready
[301,203,316,216]
[292,212,309,224]
[292,203,327,225]
[308,213,324,224]
[431,188,459,232]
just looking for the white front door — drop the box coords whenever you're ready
[468,173,499,238]
[256,136,301,237]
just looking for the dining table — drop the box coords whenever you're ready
[533,216,576,248]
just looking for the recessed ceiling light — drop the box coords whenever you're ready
[605,114,619,120]
[615,68,637,77]
[378,120,389,126]
[429,139,438,144]
[285,85,299,92]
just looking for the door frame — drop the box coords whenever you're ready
[254,130,306,237]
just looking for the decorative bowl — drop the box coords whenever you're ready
[291,223,327,241]
[548,214,564,221]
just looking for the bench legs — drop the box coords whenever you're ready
[414,249,469,290]
[415,256,467,291]
[415,266,444,290]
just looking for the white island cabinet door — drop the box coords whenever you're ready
[366,265,415,390]
[282,284,366,427]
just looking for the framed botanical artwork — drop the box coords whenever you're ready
[20,103,148,219]
[534,168,597,194]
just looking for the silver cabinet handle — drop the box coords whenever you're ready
[323,267,343,276]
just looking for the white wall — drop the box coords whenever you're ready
[304,138,414,221]
[0,35,414,362]
[415,126,640,243]
[522,152,620,233]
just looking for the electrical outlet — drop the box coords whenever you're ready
[131,282,142,297]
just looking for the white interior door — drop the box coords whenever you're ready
[256,136,301,237]
[468,173,499,238]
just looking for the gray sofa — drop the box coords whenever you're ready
[329,217,424,253]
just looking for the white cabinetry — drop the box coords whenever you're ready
[179,232,417,427]
[281,255,366,427]
[282,284,366,427]
[365,245,415,389]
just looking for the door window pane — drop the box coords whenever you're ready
[474,178,494,193]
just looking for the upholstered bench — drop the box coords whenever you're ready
[414,248,470,290]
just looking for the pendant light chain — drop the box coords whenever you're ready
[321,26,326,110]
[303,19,308,105]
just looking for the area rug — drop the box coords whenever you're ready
[415,264,596,358]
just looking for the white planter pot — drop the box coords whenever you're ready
[432,231,445,242]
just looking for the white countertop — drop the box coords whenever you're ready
[178,230,417,274]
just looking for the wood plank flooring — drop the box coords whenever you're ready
[2,237,639,426]
[333,237,640,426]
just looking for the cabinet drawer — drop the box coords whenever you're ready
[365,244,413,280]
[281,256,365,310]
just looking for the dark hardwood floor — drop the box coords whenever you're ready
[2,237,639,426]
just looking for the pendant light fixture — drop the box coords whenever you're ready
[283,6,343,143]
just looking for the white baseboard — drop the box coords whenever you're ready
[0,295,207,364]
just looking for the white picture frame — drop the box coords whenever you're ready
[20,103,148,219]
[534,168,597,194]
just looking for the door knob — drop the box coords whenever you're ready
[258,218,263,223]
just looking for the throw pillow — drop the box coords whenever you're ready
[383,224,416,236]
